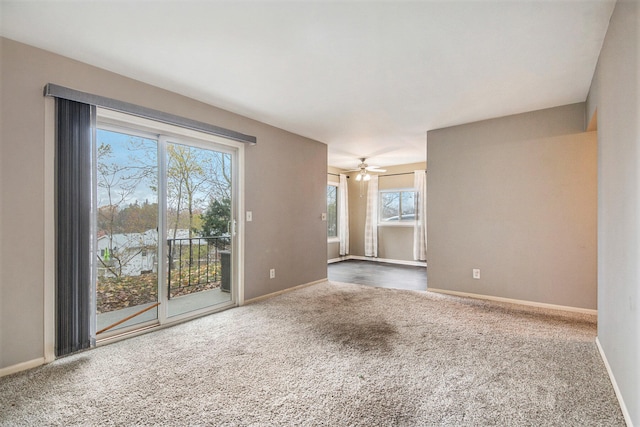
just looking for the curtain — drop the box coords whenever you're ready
[364,175,379,257]
[413,170,427,261]
[338,174,349,255]
[56,98,94,356]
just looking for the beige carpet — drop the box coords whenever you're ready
[0,281,625,426]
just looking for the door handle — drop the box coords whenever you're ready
[227,220,237,236]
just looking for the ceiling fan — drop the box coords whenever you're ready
[346,158,386,181]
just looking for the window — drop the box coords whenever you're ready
[379,189,416,223]
[327,184,338,238]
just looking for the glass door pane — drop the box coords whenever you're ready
[165,141,233,317]
[95,128,159,335]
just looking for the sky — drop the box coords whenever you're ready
[96,128,158,208]
[96,128,233,212]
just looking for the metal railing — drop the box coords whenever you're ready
[167,236,230,299]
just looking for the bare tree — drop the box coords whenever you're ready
[167,144,210,238]
[205,151,232,202]
[166,146,232,236]
[96,138,156,277]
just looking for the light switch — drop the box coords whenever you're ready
[321,213,327,221]
[246,211,253,222]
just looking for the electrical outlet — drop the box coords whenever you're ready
[246,211,252,222]
[269,268,276,279]
[473,269,480,279]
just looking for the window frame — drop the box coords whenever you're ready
[378,188,417,227]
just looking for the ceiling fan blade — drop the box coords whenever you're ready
[342,158,386,173]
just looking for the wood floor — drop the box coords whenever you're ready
[328,259,427,291]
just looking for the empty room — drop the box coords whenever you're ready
[0,1,638,425]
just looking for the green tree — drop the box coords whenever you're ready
[201,198,231,248]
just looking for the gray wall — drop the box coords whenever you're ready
[348,162,426,261]
[0,38,328,369]
[427,103,597,309]
[589,0,639,423]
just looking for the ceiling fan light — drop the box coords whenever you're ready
[364,173,371,181]
[355,174,362,181]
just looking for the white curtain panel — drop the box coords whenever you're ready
[413,170,427,261]
[338,174,349,255]
[364,175,379,257]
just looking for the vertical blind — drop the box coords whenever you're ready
[56,98,94,356]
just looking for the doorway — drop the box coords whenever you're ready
[94,110,240,339]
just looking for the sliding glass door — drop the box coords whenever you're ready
[164,139,234,317]
[94,112,238,339]
[95,128,160,334]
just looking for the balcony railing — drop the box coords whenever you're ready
[167,236,230,299]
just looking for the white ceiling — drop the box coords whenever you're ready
[0,1,614,169]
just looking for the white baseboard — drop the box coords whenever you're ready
[243,278,327,305]
[332,255,427,268]
[596,337,634,427]
[427,288,598,316]
[0,357,45,378]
